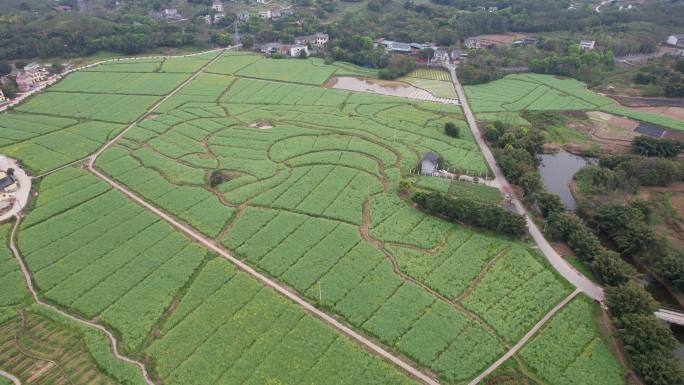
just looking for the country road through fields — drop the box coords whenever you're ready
[446,64,605,302]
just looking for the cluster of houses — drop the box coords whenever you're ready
[260,32,328,57]
[667,34,684,48]
[374,39,450,64]
[13,63,49,93]
[204,0,226,24]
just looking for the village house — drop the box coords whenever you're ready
[450,49,468,62]
[259,9,292,19]
[431,49,450,64]
[212,0,223,13]
[375,39,412,54]
[294,33,329,47]
[161,8,182,21]
[260,43,308,57]
[488,6,498,12]
[214,13,225,23]
[0,172,17,193]
[15,72,34,92]
[24,63,48,83]
[464,37,481,49]
[420,152,439,175]
[579,40,596,51]
[667,34,684,48]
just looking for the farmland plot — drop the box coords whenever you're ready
[465,73,684,131]
[5,49,624,385]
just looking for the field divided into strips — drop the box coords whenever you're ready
[86,54,619,385]
[401,69,457,99]
[0,224,29,323]
[0,51,221,174]
[465,73,684,131]
[518,296,625,385]
[17,168,418,385]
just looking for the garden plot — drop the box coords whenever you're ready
[49,72,190,95]
[236,57,337,85]
[465,73,684,131]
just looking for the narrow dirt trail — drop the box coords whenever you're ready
[466,289,580,385]
[8,217,157,385]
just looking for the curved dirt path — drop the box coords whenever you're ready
[0,370,21,385]
[8,217,156,385]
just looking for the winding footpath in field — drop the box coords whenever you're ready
[77,48,440,385]
[8,216,156,385]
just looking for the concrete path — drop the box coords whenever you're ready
[0,370,21,385]
[655,308,684,326]
[467,289,580,385]
[0,156,30,222]
[8,217,156,385]
[445,64,605,302]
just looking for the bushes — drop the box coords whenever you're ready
[633,136,684,158]
[412,191,526,238]
[378,55,415,80]
[600,154,683,187]
[444,122,460,138]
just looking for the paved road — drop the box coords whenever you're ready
[8,217,156,385]
[655,309,684,326]
[467,289,580,385]
[0,370,21,385]
[0,155,30,222]
[446,64,604,301]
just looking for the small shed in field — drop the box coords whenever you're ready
[421,152,439,175]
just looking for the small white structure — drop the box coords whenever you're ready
[667,34,684,48]
[295,33,329,47]
[204,14,213,24]
[0,89,6,103]
[212,0,223,12]
[431,49,449,64]
[579,40,596,51]
[464,38,481,49]
[420,152,439,175]
[214,13,225,23]
[289,45,308,57]
[487,6,498,12]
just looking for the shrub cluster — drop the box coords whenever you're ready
[412,191,526,238]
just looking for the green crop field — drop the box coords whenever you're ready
[465,73,684,131]
[0,50,625,385]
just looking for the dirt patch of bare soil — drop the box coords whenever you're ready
[249,121,273,129]
[474,33,528,46]
[611,95,684,108]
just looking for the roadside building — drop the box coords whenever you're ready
[0,174,17,193]
[260,43,308,57]
[450,49,468,62]
[464,38,481,49]
[420,152,439,175]
[15,72,34,92]
[295,33,329,47]
[431,49,450,64]
[667,34,684,48]
[579,40,596,51]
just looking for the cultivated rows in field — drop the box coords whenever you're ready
[464,74,612,114]
[19,169,417,385]
[207,54,384,85]
[0,51,222,174]
[20,169,207,352]
[147,258,415,385]
[407,69,452,82]
[0,311,119,385]
[89,63,592,384]
[412,177,502,205]
[518,297,624,385]
[465,73,684,132]
[0,224,28,323]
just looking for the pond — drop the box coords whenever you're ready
[537,150,596,211]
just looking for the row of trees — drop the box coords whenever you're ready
[412,191,527,238]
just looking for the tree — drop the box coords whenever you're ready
[0,61,10,77]
[591,250,638,286]
[241,36,254,49]
[535,191,565,217]
[633,136,684,158]
[614,313,678,358]
[6,168,14,176]
[605,282,657,317]
[1,83,17,99]
[444,122,460,138]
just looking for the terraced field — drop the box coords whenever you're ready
[465,73,684,131]
[0,50,624,385]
